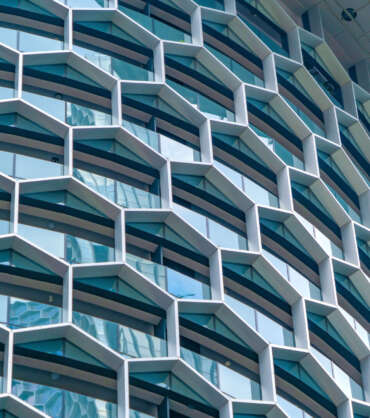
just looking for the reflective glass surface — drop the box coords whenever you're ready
[126,253,211,299]
[225,294,295,346]
[73,311,167,358]
[18,224,114,264]
[13,380,117,418]
[181,347,261,399]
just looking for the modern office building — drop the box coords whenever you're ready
[0,0,368,417]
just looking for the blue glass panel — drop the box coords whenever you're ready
[73,44,154,81]
[66,0,108,7]
[250,124,304,170]
[74,169,161,209]
[236,0,289,57]
[194,0,224,10]
[181,347,261,399]
[73,312,167,358]
[126,253,211,299]
[167,79,235,121]
[0,295,61,329]
[0,27,62,52]
[18,224,114,264]
[12,380,117,418]
[119,5,191,43]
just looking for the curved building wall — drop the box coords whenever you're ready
[0,0,368,417]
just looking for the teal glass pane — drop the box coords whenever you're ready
[66,103,111,126]
[167,79,235,121]
[173,202,208,236]
[66,0,109,7]
[262,249,322,300]
[225,293,295,347]
[74,275,156,306]
[283,96,325,137]
[173,202,247,250]
[214,160,279,207]
[0,220,9,235]
[0,250,53,274]
[18,223,65,258]
[152,19,191,43]
[174,174,235,206]
[194,0,224,10]
[248,98,292,131]
[0,27,17,49]
[120,6,191,43]
[122,120,160,151]
[166,267,210,299]
[73,44,154,81]
[0,26,62,52]
[273,141,304,170]
[17,338,106,368]
[206,44,264,86]
[350,377,365,400]
[301,43,343,108]
[66,235,114,264]
[288,265,322,300]
[278,395,305,418]
[0,86,14,100]
[13,380,63,418]
[4,296,61,329]
[19,31,62,52]
[261,218,309,256]
[326,183,361,224]
[22,91,111,126]
[15,154,62,179]
[126,253,166,289]
[243,176,279,206]
[212,132,266,166]
[275,359,330,400]
[18,224,114,264]
[335,273,368,309]
[25,190,105,217]
[159,134,201,162]
[74,169,161,209]
[181,347,261,399]
[73,312,167,358]
[224,262,275,296]
[128,222,199,253]
[12,380,117,418]
[181,313,250,347]
[308,313,352,353]
[257,311,295,346]
[208,219,248,250]
[238,11,288,57]
[7,0,54,15]
[0,151,13,176]
[130,410,155,418]
[250,124,304,170]
[181,347,218,385]
[126,253,211,299]
[117,176,153,208]
[225,294,257,329]
[167,54,223,83]
[0,112,55,135]
[131,372,211,406]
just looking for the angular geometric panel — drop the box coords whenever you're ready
[0,0,368,417]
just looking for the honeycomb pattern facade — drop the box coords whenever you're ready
[0,0,368,417]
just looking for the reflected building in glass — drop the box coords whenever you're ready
[0,0,368,417]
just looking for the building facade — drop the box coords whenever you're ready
[0,0,368,417]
